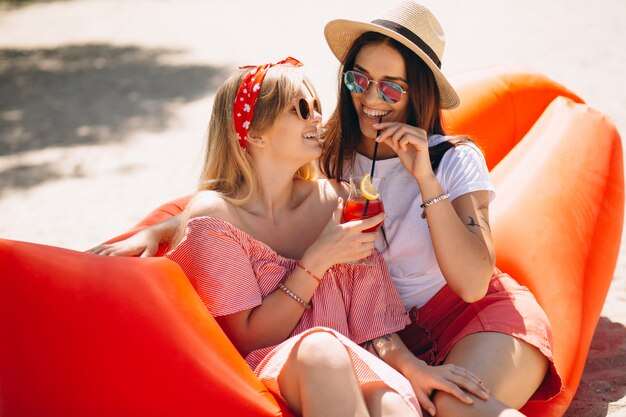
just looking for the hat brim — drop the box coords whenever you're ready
[324,18,460,109]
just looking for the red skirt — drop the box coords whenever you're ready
[397,270,562,403]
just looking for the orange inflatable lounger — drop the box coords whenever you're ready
[0,66,622,417]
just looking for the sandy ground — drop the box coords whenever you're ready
[1,0,625,415]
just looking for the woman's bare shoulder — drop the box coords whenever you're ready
[187,190,236,223]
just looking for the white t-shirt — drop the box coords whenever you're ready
[349,135,496,310]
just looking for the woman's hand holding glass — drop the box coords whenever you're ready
[338,176,385,265]
[300,198,384,275]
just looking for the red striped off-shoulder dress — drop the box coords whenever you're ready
[166,216,421,415]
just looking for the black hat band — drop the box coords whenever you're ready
[371,19,441,68]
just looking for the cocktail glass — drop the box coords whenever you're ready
[341,177,385,265]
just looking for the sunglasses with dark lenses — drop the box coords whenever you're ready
[293,97,322,121]
[343,70,407,104]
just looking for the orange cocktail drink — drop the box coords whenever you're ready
[342,197,384,233]
[342,174,384,233]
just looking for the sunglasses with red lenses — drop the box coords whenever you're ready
[343,70,407,104]
[293,97,322,121]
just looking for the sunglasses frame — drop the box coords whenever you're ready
[292,96,322,121]
[343,70,408,104]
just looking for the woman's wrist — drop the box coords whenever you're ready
[296,262,323,283]
[396,353,429,379]
[414,171,437,187]
[299,250,330,278]
[414,173,445,200]
[135,227,159,242]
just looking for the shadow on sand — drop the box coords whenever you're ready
[0,43,226,194]
[564,317,626,417]
[0,43,226,156]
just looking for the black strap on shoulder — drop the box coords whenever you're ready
[429,140,455,172]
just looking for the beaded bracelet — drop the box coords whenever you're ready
[297,262,323,283]
[420,193,450,209]
[278,283,311,310]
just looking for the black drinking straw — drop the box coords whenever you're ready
[363,116,383,216]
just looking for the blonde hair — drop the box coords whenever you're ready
[200,65,317,203]
[173,65,318,246]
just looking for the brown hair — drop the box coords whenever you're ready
[319,32,468,181]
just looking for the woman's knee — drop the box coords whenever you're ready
[295,331,352,371]
[278,332,352,414]
[444,332,549,409]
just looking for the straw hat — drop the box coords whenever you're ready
[324,0,460,109]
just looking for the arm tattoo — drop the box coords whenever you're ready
[466,216,485,230]
[480,214,491,230]
[477,201,491,230]
[466,215,493,261]
[376,334,393,342]
[360,340,381,358]
[361,334,393,359]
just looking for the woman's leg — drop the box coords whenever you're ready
[433,332,549,417]
[361,381,419,417]
[277,331,371,417]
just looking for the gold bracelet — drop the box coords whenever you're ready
[420,193,450,209]
[278,283,311,310]
[297,261,323,283]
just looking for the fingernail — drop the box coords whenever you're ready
[429,408,436,416]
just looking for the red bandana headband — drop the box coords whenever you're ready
[233,57,303,149]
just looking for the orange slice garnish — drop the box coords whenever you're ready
[359,173,380,201]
